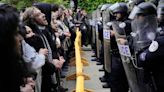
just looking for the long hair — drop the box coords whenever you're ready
[0,4,25,92]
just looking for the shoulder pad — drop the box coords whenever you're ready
[148,41,159,52]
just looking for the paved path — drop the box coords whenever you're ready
[63,45,110,92]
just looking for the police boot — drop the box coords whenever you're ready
[99,67,104,71]
[91,58,97,61]
[96,62,102,65]
[99,76,107,82]
[91,54,96,57]
[56,86,68,92]
[102,83,111,88]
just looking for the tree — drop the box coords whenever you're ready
[0,0,125,12]
[78,0,125,12]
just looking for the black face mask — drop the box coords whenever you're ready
[114,12,127,21]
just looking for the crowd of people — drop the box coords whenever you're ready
[0,2,90,92]
[1,0,164,92]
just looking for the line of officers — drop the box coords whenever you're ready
[90,0,164,92]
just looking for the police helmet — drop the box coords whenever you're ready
[101,4,111,11]
[129,2,156,19]
[109,2,128,14]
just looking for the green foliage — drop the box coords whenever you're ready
[0,0,125,12]
[0,0,38,9]
[78,0,125,12]
[42,0,69,6]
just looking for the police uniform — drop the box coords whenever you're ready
[138,3,164,92]
[139,36,164,92]
[129,2,159,92]
[109,3,129,92]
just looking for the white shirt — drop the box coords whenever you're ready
[21,40,45,71]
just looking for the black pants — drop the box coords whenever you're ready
[41,62,56,92]
[110,55,129,92]
[100,43,104,64]
[153,71,164,92]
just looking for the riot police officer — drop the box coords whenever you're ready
[108,2,130,92]
[99,4,113,88]
[129,2,160,92]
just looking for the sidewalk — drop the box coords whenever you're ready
[63,45,110,92]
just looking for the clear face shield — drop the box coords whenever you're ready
[109,3,120,15]
[128,6,141,20]
[131,13,157,51]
